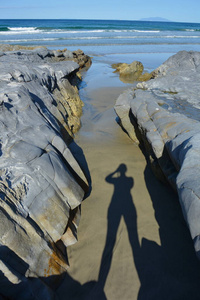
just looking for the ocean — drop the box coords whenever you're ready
[0,19,200,57]
[1,19,200,111]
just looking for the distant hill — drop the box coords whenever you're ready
[140,17,172,22]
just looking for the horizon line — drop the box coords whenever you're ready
[0,18,200,24]
[0,18,197,22]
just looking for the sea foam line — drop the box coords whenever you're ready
[59,35,200,40]
[2,38,59,42]
[0,28,161,35]
[3,35,200,42]
[0,27,42,35]
[132,30,160,33]
[8,27,38,31]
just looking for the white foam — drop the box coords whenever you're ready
[0,27,42,35]
[165,35,200,38]
[2,38,59,42]
[8,27,37,31]
[133,30,160,33]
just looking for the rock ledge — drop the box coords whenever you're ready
[115,51,200,260]
[0,47,90,299]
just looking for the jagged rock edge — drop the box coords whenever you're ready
[0,47,91,298]
[115,51,200,260]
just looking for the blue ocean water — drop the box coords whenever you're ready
[0,19,200,56]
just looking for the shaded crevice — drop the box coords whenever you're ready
[128,108,178,189]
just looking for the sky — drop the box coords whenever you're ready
[0,0,199,23]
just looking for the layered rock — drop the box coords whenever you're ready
[0,47,90,299]
[115,51,200,260]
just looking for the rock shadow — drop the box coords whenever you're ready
[68,140,92,198]
[141,163,200,300]
[0,245,105,300]
[0,245,58,300]
[57,272,106,300]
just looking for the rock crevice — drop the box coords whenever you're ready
[115,51,200,260]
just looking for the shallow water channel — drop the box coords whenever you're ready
[58,58,200,300]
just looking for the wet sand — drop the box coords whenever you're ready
[57,58,200,299]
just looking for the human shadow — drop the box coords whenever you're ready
[98,164,142,289]
[4,162,200,299]
[97,164,160,296]
[54,161,200,300]
[61,163,137,299]
[96,163,200,300]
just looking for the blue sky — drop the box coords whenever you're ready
[0,0,199,23]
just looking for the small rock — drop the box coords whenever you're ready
[112,61,153,83]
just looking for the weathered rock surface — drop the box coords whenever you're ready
[0,44,92,71]
[115,51,200,260]
[0,47,90,299]
[72,49,92,69]
[112,61,154,83]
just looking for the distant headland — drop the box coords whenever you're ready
[139,17,172,22]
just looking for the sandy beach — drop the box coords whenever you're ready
[57,58,200,300]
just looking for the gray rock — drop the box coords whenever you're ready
[0,49,89,298]
[0,44,91,69]
[115,51,200,259]
[36,48,54,59]
[52,49,73,59]
[63,49,74,59]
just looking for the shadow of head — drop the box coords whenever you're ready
[118,163,127,175]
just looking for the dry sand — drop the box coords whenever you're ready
[57,61,200,300]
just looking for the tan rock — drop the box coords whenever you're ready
[73,49,92,69]
[113,61,143,76]
[138,72,155,81]
[112,61,155,83]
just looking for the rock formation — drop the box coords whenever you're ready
[0,47,91,299]
[112,61,154,83]
[115,51,200,260]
